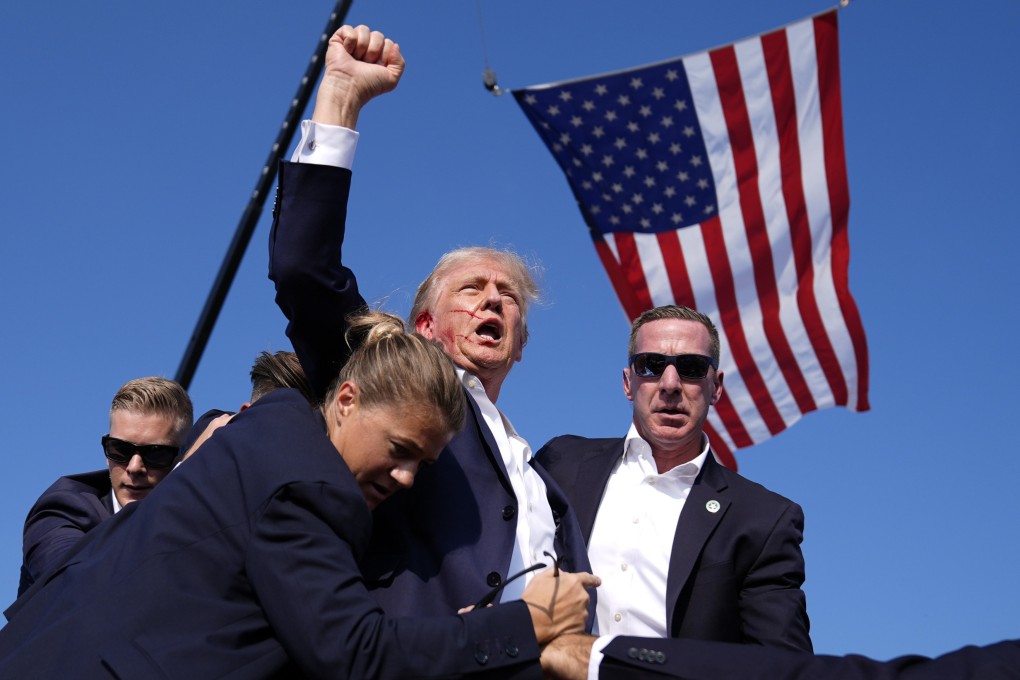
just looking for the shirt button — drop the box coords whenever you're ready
[468,379,477,388]
[648,478,657,486]
[614,612,623,622]
[620,562,628,571]
[502,505,516,521]
[632,516,640,524]
[308,140,317,150]
[486,572,502,587]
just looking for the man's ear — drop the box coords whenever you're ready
[622,368,635,402]
[415,311,435,339]
[710,370,724,405]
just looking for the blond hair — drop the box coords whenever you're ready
[110,377,193,443]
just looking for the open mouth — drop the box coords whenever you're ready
[474,319,503,342]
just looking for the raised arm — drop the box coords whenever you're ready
[269,26,404,401]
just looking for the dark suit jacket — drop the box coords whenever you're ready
[536,435,810,651]
[0,390,542,680]
[18,469,113,596]
[600,636,1020,680]
[268,161,591,616]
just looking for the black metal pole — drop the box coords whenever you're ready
[175,0,355,389]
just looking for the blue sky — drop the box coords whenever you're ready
[1,0,1018,662]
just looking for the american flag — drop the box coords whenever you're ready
[513,10,868,468]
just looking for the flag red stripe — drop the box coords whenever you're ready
[815,11,870,411]
[700,215,786,435]
[761,26,849,406]
[656,230,695,307]
[613,233,655,318]
[704,420,738,470]
[709,46,817,416]
[712,389,755,450]
[593,237,646,321]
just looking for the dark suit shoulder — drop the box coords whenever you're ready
[706,457,801,513]
[535,435,622,469]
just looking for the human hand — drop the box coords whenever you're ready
[522,568,600,645]
[541,634,596,680]
[179,413,234,462]
[312,24,405,128]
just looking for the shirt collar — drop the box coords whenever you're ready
[623,423,710,478]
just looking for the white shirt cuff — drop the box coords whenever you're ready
[588,635,616,680]
[290,120,359,169]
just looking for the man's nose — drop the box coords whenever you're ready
[125,453,147,474]
[658,364,682,392]
[480,284,502,309]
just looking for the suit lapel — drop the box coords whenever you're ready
[572,439,625,542]
[664,454,730,629]
[464,391,515,495]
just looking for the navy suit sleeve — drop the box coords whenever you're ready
[739,501,812,652]
[601,636,1020,680]
[247,481,543,680]
[269,161,367,402]
[20,487,106,594]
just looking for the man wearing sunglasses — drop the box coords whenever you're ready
[17,377,192,595]
[536,305,810,651]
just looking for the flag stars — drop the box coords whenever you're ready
[611,183,623,193]
[671,213,684,225]
[635,149,649,160]
[664,186,676,198]
[572,158,583,167]
[605,110,618,122]
[552,143,562,152]
[647,132,661,144]
[690,155,703,167]
[665,69,679,82]
[651,203,664,215]
[641,218,653,229]
[677,170,690,182]
[524,94,537,105]
[623,166,636,178]
[614,138,627,150]
[592,126,605,138]
[632,193,644,205]
[630,77,644,89]
[602,154,615,167]
[610,215,621,225]
[595,83,608,96]
[669,142,682,155]
[683,125,696,137]
[582,180,593,190]
[559,91,573,102]
[675,99,688,112]
[639,105,653,118]
[627,121,640,133]
[697,178,710,190]
[685,195,697,207]
[582,100,596,112]
[656,160,669,172]
[617,94,631,106]
[652,87,665,100]
[660,116,674,128]
[547,105,561,116]
[570,115,583,128]
[590,205,601,214]
[622,204,633,214]
[540,122,551,130]
[592,171,604,182]
[703,205,715,215]
[602,193,612,201]
[581,144,594,156]
[559,132,571,145]
[643,176,657,188]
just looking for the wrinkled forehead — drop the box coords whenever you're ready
[634,318,713,355]
[438,256,524,293]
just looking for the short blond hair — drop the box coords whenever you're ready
[110,377,193,444]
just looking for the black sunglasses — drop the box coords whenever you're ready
[101,435,179,469]
[629,352,718,380]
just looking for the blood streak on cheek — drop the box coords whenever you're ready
[451,309,483,320]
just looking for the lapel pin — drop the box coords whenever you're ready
[705,500,720,513]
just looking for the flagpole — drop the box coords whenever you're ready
[175,0,354,390]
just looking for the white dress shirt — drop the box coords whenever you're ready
[461,370,557,601]
[589,424,709,637]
